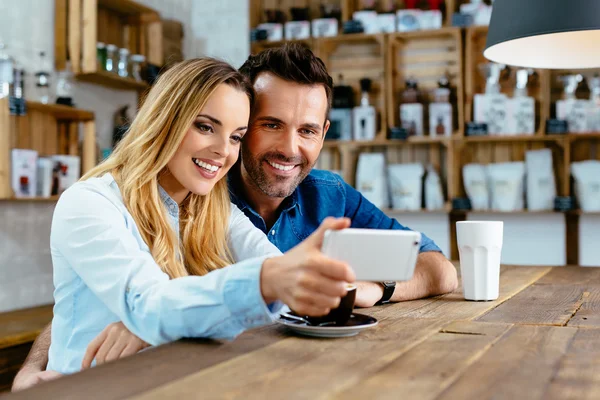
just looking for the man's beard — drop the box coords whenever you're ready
[241,146,312,198]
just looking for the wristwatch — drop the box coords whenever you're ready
[376,281,396,305]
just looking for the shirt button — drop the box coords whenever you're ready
[271,230,275,235]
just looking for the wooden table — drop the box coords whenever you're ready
[3,265,600,400]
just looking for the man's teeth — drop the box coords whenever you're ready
[268,160,295,171]
[193,159,220,172]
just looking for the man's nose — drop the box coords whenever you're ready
[277,129,299,157]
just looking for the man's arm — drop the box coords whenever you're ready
[12,323,61,392]
[354,252,458,307]
[340,178,458,306]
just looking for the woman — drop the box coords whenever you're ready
[48,58,354,374]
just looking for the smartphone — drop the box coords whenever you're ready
[321,228,421,282]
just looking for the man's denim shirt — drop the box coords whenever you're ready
[229,168,442,253]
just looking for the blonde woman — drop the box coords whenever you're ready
[47,58,355,374]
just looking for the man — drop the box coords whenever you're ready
[12,44,457,391]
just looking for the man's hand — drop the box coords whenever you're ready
[82,322,149,369]
[354,281,384,308]
[12,368,62,392]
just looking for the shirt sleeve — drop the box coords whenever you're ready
[51,183,279,345]
[340,178,442,253]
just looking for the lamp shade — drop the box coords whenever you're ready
[484,0,600,69]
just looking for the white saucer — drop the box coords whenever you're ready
[276,313,378,338]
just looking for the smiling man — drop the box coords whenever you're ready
[231,43,458,307]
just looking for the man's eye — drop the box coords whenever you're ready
[265,124,278,129]
[301,129,315,135]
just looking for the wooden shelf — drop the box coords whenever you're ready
[76,71,148,92]
[568,133,600,142]
[98,0,160,17]
[458,209,563,215]
[323,136,451,148]
[384,204,452,214]
[26,102,94,121]
[463,135,564,143]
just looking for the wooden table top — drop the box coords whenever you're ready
[4,265,600,400]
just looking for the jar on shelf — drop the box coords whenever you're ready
[129,54,145,82]
[96,42,106,71]
[117,48,129,78]
[105,44,118,73]
[56,61,75,107]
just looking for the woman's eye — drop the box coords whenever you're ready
[195,123,213,133]
[230,135,243,144]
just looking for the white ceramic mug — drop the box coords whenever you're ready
[457,221,504,301]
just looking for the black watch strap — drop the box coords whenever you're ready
[377,281,396,305]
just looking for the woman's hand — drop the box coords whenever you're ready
[260,217,355,317]
[81,322,150,369]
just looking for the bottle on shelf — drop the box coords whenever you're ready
[400,78,424,136]
[507,69,535,135]
[105,44,118,73]
[474,62,508,135]
[56,61,75,107]
[352,77,377,141]
[0,42,14,99]
[556,74,587,133]
[10,61,26,116]
[117,48,130,78]
[35,51,51,104]
[586,74,600,132]
[328,74,355,141]
[429,76,452,136]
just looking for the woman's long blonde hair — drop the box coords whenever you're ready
[82,58,254,279]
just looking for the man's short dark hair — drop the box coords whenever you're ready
[239,43,334,117]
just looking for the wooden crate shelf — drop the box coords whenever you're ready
[317,33,387,140]
[56,0,162,92]
[386,27,464,138]
[323,136,451,148]
[76,70,148,92]
[465,26,551,136]
[0,99,96,199]
[462,134,566,144]
[251,38,315,54]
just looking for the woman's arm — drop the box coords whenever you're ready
[52,184,279,346]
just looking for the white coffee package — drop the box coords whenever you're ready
[462,163,489,210]
[507,96,535,135]
[572,160,600,212]
[11,149,38,198]
[285,21,310,40]
[400,103,424,136]
[311,18,338,38]
[474,93,508,134]
[425,165,444,210]
[486,162,526,212]
[556,98,590,133]
[36,157,53,197]
[525,149,556,211]
[356,153,388,209]
[51,155,81,195]
[387,163,424,211]
[353,10,379,34]
[377,14,396,33]
[257,23,283,42]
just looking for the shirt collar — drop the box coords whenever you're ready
[158,185,179,219]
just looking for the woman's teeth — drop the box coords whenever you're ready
[268,160,295,171]
[193,158,220,172]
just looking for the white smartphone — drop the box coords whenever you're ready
[321,228,421,282]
